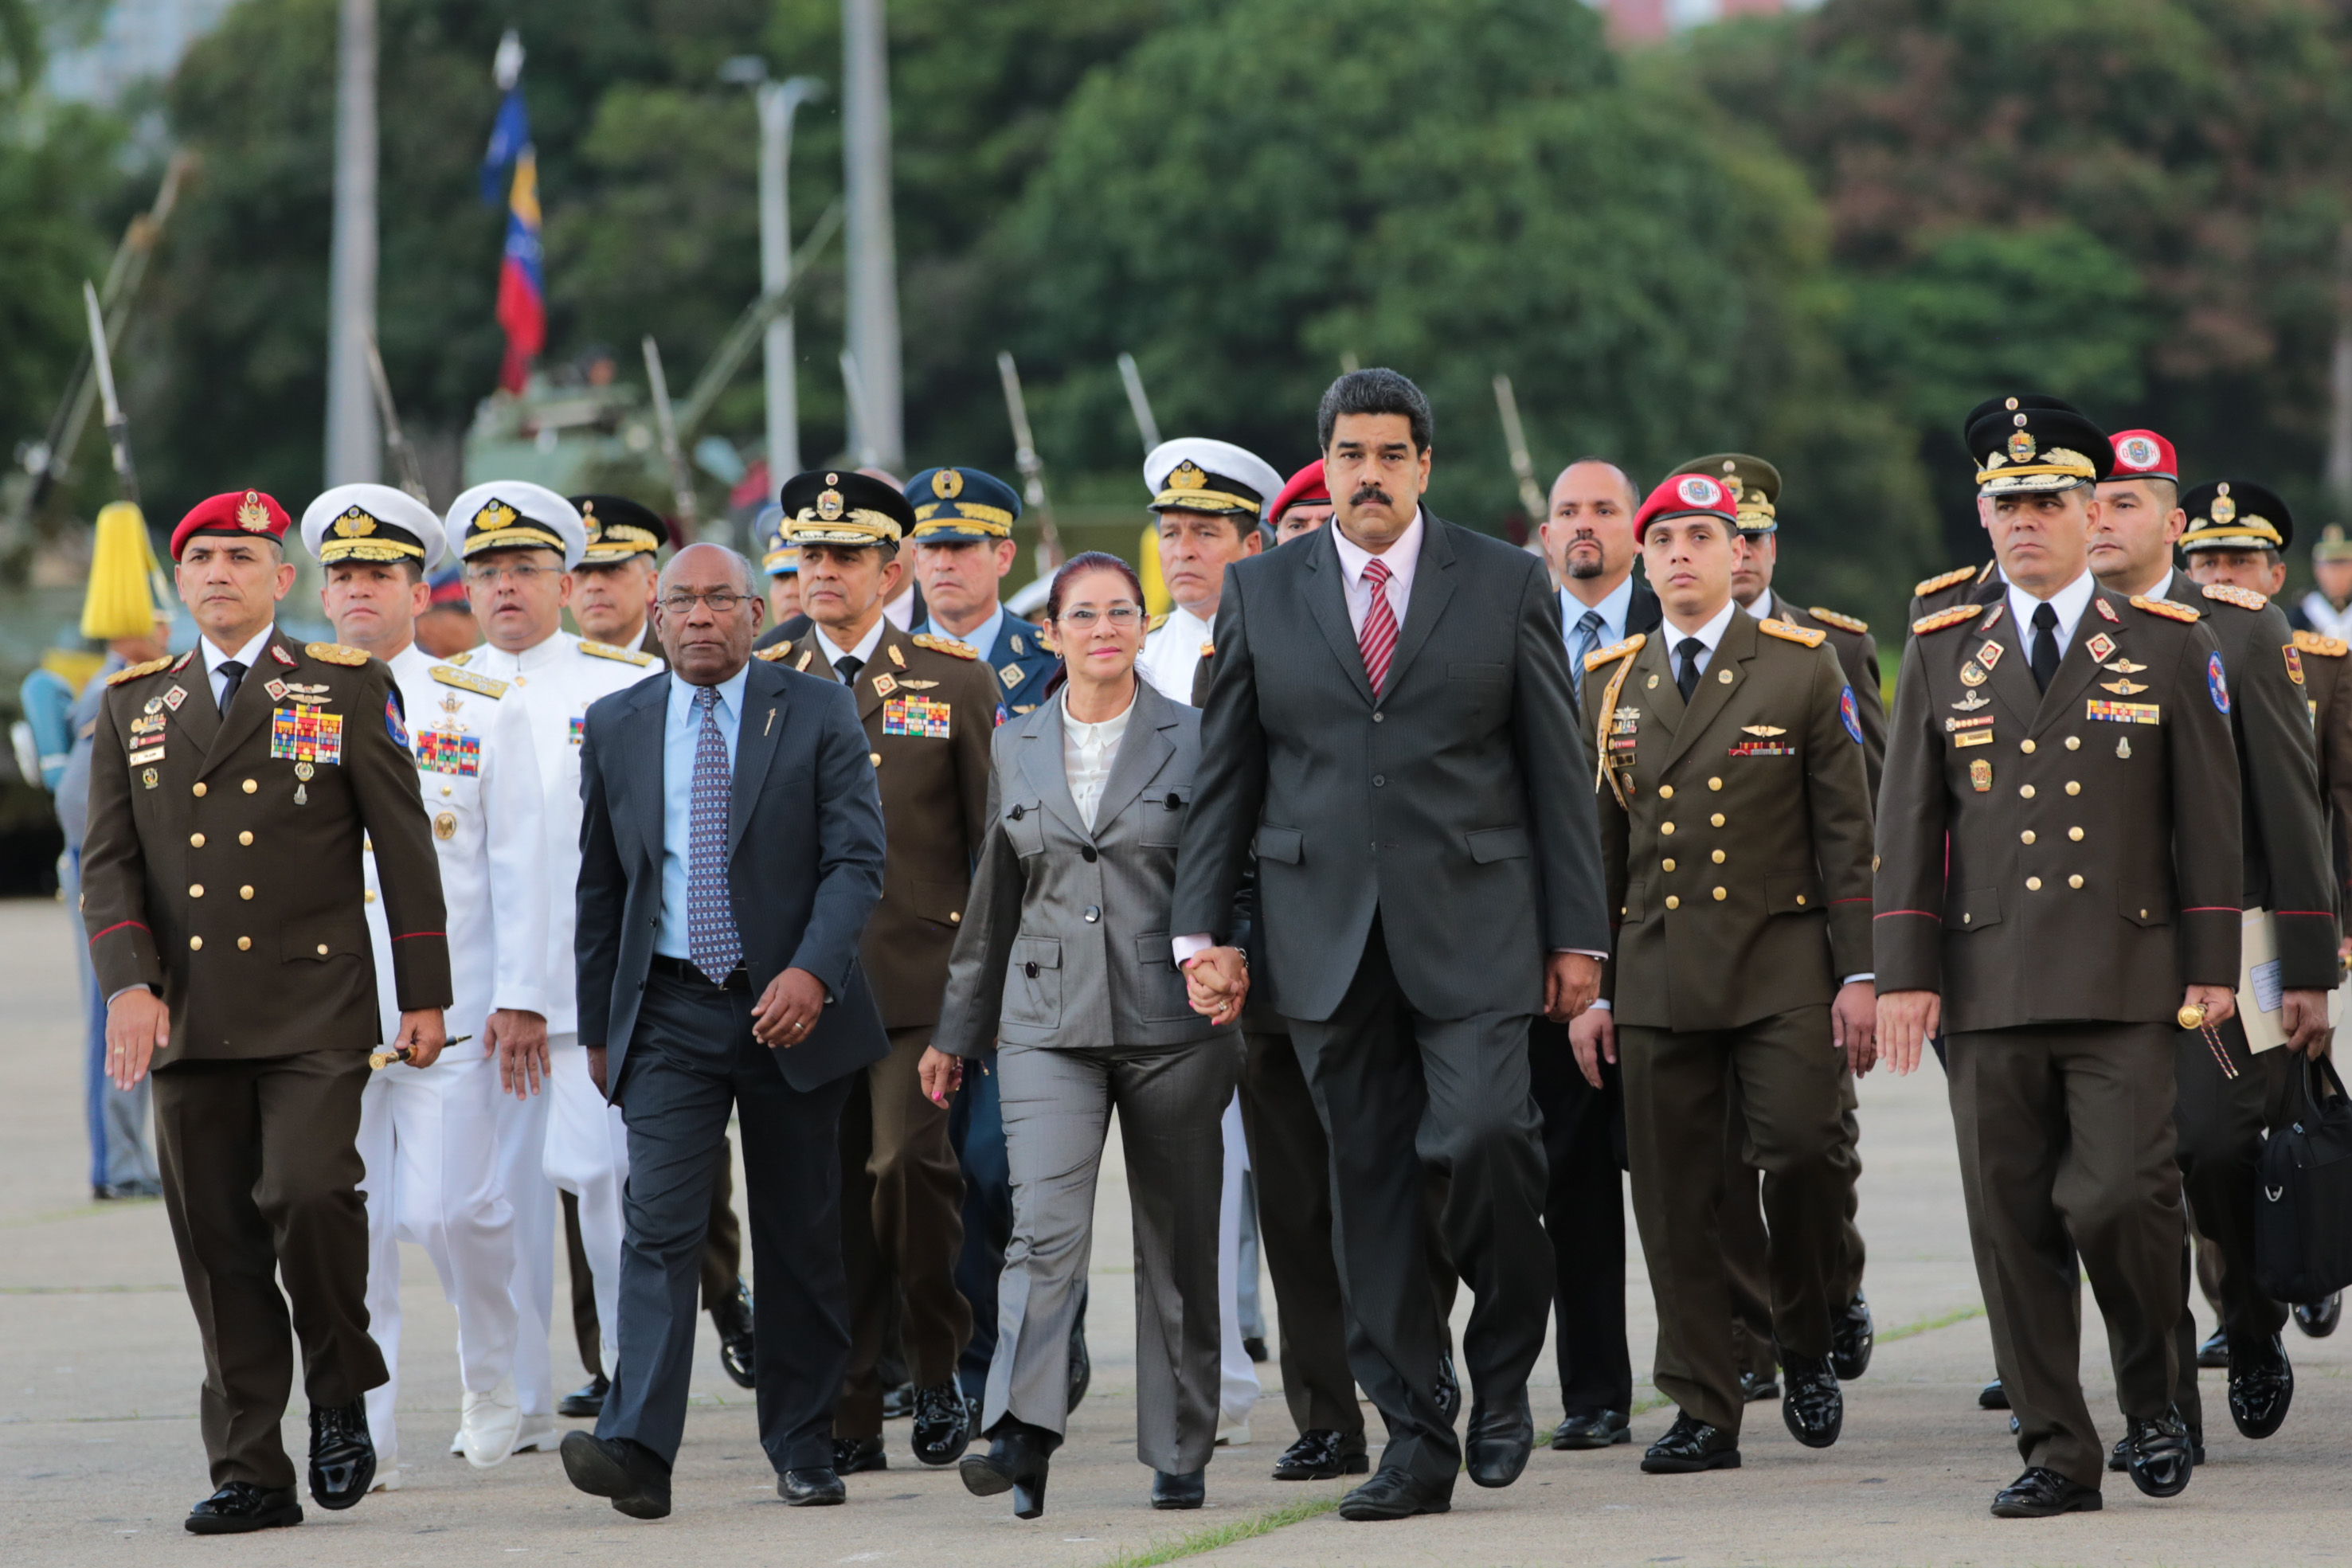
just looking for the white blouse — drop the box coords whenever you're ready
[1060,686,1135,831]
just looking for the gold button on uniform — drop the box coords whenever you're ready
[189,884,204,897]
[1662,858,1677,872]
[2065,781,2081,796]
[192,782,206,797]
[440,784,452,797]
[1795,893,1807,905]
[1712,886,1728,901]
[2021,739,2037,754]
[241,780,256,794]
[239,831,253,846]
[1712,849,1725,863]
[240,886,253,901]
[1661,822,1676,835]
[949,912,961,924]
[1658,784,1674,800]
[1708,777,1723,791]
[364,890,377,904]
[237,936,251,951]
[2068,874,2084,889]
[2026,877,2043,890]
[190,832,205,848]
[189,936,202,951]
[1665,895,1681,909]
[2069,827,2084,841]
[2020,785,2036,799]
[1710,813,1725,827]
[2065,736,2081,750]
[2021,831,2036,845]
[316,944,329,956]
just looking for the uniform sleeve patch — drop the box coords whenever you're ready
[385,691,411,751]
[2284,644,2306,686]
[1840,686,1863,744]
[2208,651,2230,714]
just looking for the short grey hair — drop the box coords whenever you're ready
[659,542,755,597]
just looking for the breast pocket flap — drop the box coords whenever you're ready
[1466,826,1530,864]
[1448,662,1508,681]
[1254,824,1304,864]
[1945,887,2003,932]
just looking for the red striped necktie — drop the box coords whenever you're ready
[1360,557,1399,695]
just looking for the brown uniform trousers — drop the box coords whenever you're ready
[81,630,451,1489]
[1877,583,2241,1488]
[1583,608,1876,1435]
[764,620,1000,1434]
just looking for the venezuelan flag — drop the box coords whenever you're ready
[495,148,546,393]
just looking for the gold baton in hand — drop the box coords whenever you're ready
[2178,1003,2208,1030]
[371,1033,472,1070]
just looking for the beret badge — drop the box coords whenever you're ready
[237,491,273,532]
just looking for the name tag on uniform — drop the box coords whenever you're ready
[882,695,951,739]
[1947,714,1994,748]
[2086,699,2161,725]
[127,745,165,764]
[417,730,482,776]
[270,706,344,764]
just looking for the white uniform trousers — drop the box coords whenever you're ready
[358,1046,519,1466]
[542,1033,629,1382]
[1217,1092,1262,1430]
[492,1060,558,1419]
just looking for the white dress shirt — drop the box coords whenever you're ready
[1060,686,1134,831]
[2301,591,2352,643]
[202,625,275,708]
[1561,572,1636,651]
[2005,569,2096,659]
[1657,597,1739,682]
[1331,509,1424,636]
[1137,601,1215,704]
[815,615,888,675]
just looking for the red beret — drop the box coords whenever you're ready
[1268,460,1329,522]
[171,489,292,561]
[2107,429,2178,484]
[1634,472,1738,536]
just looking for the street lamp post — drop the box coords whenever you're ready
[722,59,824,504]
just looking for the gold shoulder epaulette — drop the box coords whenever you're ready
[1147,612,1168,633]
[305,641,370,667]
[579,639,656,667]
[2202,582,2269,612]
[1911,604,1984,635]
[2293,629,2349,658]
[1760,618,1827,648]
[753,643,792,663]
[1807,606,1869,635]
[1914,565,1975,597]
[2131,594,2201,624]
[430,665,509,699]
[912,632,979,660]
[1583,632,1646,672]
[105,655,174,686]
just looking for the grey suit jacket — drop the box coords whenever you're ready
[937,679,1233,1055]
[574,658,890,1097]
[1172,514,1610,1022]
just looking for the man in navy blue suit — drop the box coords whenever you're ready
[562,542,888,1519]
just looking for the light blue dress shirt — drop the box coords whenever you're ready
[656,664,749,960]
[1559,572,1636,652]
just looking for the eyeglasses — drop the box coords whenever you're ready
[465,563,555,586]
[1058,604,1143,629]
[659,590,749,616]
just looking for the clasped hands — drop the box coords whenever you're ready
[1183,946,1250,1026]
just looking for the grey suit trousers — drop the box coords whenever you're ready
[988,1034,1239,1473]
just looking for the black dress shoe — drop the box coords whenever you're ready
[1831,1294,1875,1380]
[1779,1351,1843,1449]
[1551,1410,1631,1449]
[1066,1323,1092,1414]
[1151,1468,1205,1509]
[2196,1325,2230,1370]
[1272,1429,1368,1479]
[1337,1465,1451,1521]
[185,1481,303,1535]
[1990,1465,2101,1518]
[2108,1426,2205,1471]
[909,1381,971,1465]
[307,1397,374,1509]
[1434,1351,1462,1424]
[1243,1335,1270,1363]
[560,1431,672,1519]
[1978,1378,2010,1410]
[1465,1389,1533,1488]
[780,1467,846,1506]
[2295,1291,2342,1338]
[2120,1408,2196,1498]
[833,1434,887,1473]
[2229,1333,2293,1440]
[880,1381,914,1421]
[712,1280,756,1390]
[1641,1412,1740,1474]
[1738,1369,1779,1402]
[960,1417,1059,1519]
[558,1372,609,1419]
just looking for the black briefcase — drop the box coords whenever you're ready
[2254,1053,2352,1304]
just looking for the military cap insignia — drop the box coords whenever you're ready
[912,632,980,660]
[1759,618,1826,648]
[1806,607,1869,635]
[753,644,792,662]
[2212,488,2238,525]
[305,641,370,666]
[2201,582,2269,612]
[932,468,964,499]
[333,506,378,538]
[237,491,273,532]
[105,655,174,686]
[473,498,519,532]
[1170,460,1209,492]
[1583,632,1646,671]
[2006,427,2037,463]
[2292,629,2350,658]
[1910,604,1984,635]
[816,488,845,521]
[430,665,511,699]
[579,639,656,666]
[2130,595,2201,624]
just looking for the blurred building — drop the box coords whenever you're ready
[1589,0,1818,45]
[45,0,237,104]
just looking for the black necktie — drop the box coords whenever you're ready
[1675,637,1704,701]
[2029,604,2060,693]
[835,654,864,686]
[216,659,247,710]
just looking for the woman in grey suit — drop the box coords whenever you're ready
[925,553,1248,1519]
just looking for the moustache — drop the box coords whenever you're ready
[1349,486,1391,508]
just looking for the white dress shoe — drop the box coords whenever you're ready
[510,1413,561,1453]
[369,1468,401,1492]
[459,1379,523,1469]
[1215,1421,1250,1447]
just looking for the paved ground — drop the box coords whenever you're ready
[3,895,2350,1565]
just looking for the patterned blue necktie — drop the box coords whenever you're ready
[687,686,742,983]
[1567,609,1603,714]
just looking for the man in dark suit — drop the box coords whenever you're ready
[1175,369,1610,1521]
[562,542,889,1519]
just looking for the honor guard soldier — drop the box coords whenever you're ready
[302,485,550,1482]
[1267,459,1334,545]
[83,489,451,1532]
[1876,399,2242,1518]
[909,465,1057,717]
[1667,452,1880,1406]
[760,504,804,623]
[570,495,667,660]
[444,480,659,1440]
[1571,471,1876,1476]
[759,469,1001,1470]
[1136,438,1282,703]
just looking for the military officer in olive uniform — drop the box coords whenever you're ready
[1571,471,1876,1475]
[1903,397,2098,628]
[758,469,1001,1469]
[1876,401,2242,1518]
[1667,453,1880,1403]
[84,489,451,1533]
